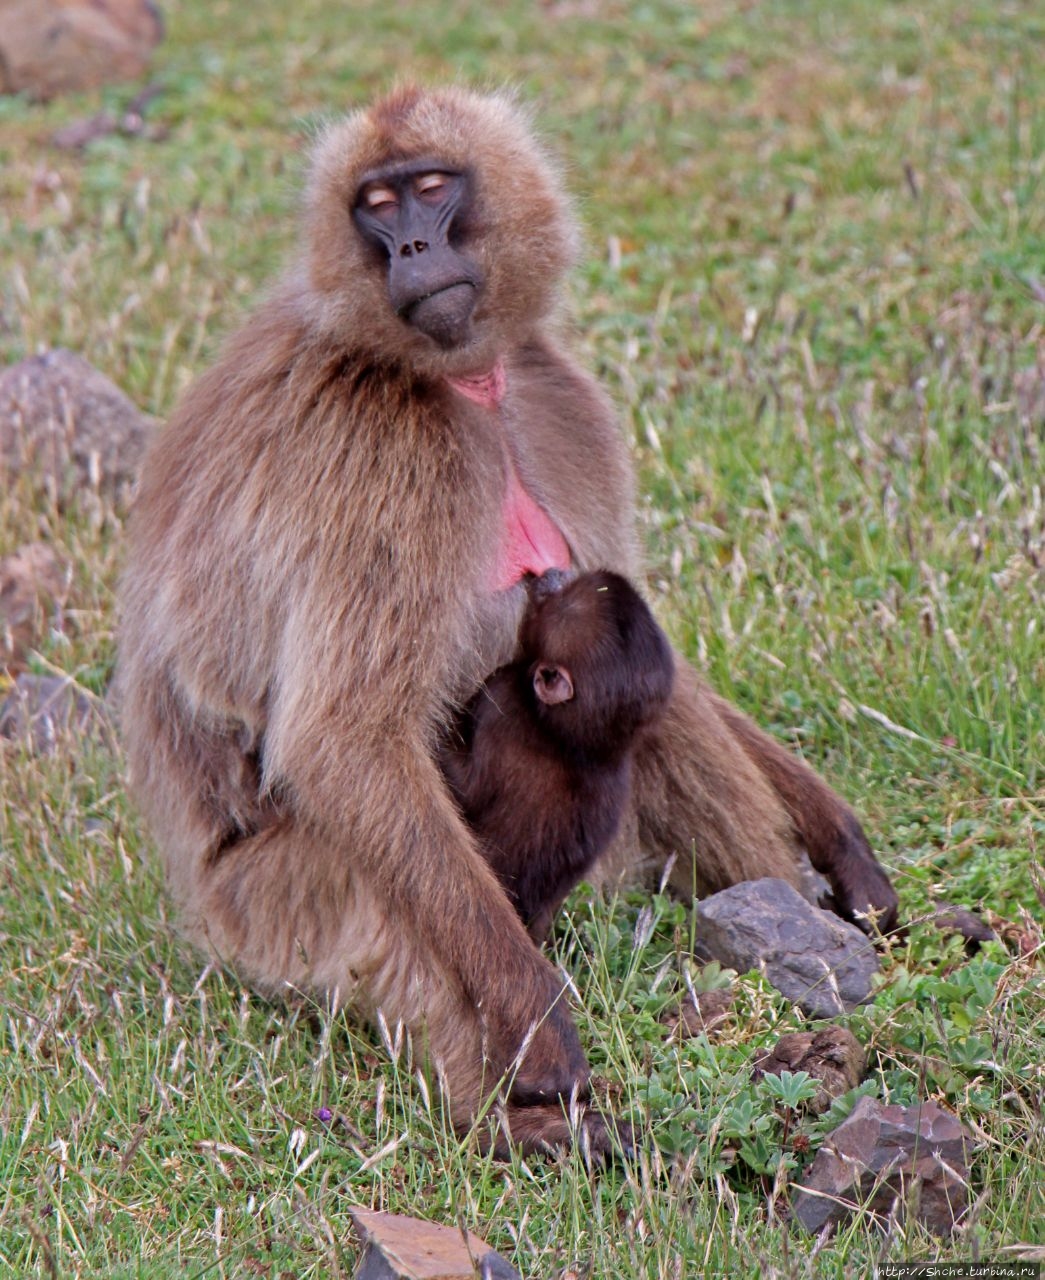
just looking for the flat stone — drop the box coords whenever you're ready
[792,1095,978,1236]
[694,878,879,1017]
[351,1209,521,1280]
[0,349,154,510]
[661,985,734,1038]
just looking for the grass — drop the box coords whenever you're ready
[1,0,1043,1275]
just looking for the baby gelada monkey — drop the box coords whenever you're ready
[442,570,675,942]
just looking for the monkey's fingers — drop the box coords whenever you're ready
[827,824,901,936]
[497,992,591,1108]
[492,1103,635,1163]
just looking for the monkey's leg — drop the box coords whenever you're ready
[188,817,624,1157]
[706,689,898,930]
[632,663,897,930]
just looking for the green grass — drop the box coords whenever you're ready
[2,0,1043,1275]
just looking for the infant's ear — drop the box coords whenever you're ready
[533,664,574,706]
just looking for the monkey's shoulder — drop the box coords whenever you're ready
[509,339,618,437]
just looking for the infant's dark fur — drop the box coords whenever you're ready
[441,570,675,941]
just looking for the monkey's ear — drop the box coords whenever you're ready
[533,665,574,706]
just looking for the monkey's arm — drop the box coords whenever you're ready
[706,690,898,930]
[260,639,593,1108]
[437,675,527,823]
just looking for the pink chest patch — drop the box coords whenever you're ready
[446,360,507,409]
[444,360,571,591]
[492,465,571,592]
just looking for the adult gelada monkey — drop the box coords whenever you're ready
[118,86,897,1156]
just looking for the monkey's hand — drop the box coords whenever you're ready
[824,813,900,936]
[493,1102,636,1162]
[486,962,592,1109]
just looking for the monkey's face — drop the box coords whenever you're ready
[305,87,579,375]
[353,162,482,350]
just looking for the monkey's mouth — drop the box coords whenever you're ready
[403,281,478,348]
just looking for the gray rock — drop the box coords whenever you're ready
[0,674,108,755]
[0,349,154,510]
[792,1095,978,1237]
[0,542,69,674]
[350,1208,521,1280]
[694,878,879,1017]
[0,0,162,100]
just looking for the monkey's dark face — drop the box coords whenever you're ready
[353,162,483,350]
[306,89,579,376]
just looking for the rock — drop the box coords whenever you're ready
[51,82,165,150]
[51,111,121,150]
[996,911,1044,959]
[0,349,154,510]
[661,986,734,1038]
[0,0,163,100]
[792,1095,978,1237]
[752,1026,865,1114]
[0,543,68,673]
[0,673,107,754]
[350,1209,521,1280]
[694,879,879,1018]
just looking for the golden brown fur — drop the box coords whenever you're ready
[118,86,896,1155]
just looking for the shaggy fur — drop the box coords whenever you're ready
[442,571,675,944]
[118,86,896,1155]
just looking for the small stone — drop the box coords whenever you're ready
[0,349,154,510]
[752,1026,865,1114]
[51,83,165,150]
[351,1209,521,1280]
[0,542,68,674]
[792,1095,978,1237]
[661,986,734,1038]
[51,112,121,150]
[0,0,163,100]
[997,911,1043,959]
[0,673,107,755]
[694,879,879,1018]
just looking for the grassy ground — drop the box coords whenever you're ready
[1,0,1043,1275]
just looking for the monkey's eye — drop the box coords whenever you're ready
[415,172,451,202]
[362,184,399,214]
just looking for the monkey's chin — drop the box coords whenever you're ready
[407,283,477,349]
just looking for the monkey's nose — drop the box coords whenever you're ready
[399,240,429,257]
